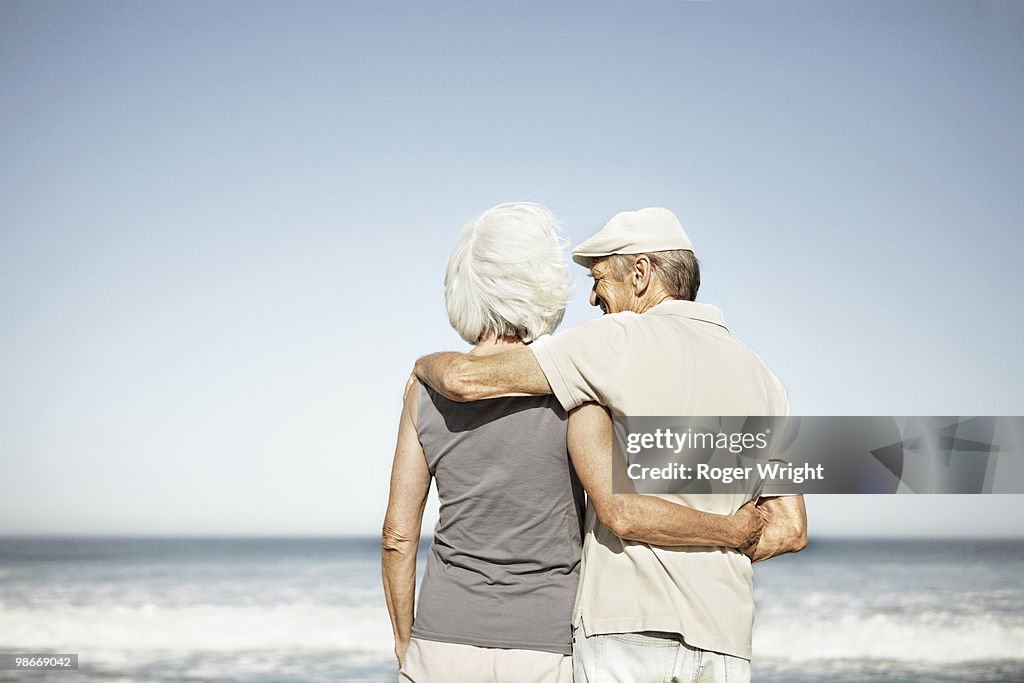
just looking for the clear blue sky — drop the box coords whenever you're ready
[2,0,1022,535]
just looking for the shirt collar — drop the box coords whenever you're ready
[646,300,729,331]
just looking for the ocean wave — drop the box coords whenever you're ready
[5,602,1022,665]
[754,611,1024,662]
[0,603,394,657]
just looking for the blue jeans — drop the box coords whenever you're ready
[572,627,751,683]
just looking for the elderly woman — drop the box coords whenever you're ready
[382,203,580,683]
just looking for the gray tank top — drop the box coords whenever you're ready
[411,383,584,655]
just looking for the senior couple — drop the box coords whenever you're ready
[382,203,807,683]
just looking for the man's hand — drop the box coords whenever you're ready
[733,501,765,558]
[747,495,808,562]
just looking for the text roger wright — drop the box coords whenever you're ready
[627,461,825,484]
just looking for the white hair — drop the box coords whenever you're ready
[445,202,570,344]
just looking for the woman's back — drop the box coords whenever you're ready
[412,383,584,655]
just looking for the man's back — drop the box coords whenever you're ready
[531,299,788,659]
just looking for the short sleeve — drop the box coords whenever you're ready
[528,313,635,412]
[761,388,798,497]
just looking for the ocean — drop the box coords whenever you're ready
[1,537,1022,682]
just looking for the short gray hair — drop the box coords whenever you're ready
[445,203,570,344]
[607,249,701,301]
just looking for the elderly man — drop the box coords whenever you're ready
[415,207,806,683]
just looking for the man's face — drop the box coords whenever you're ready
[588,258,634,314]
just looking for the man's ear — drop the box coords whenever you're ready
[632,255,652,296]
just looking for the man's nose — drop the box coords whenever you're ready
[589,287,598,307]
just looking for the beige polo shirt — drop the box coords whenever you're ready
[529,300,789,660]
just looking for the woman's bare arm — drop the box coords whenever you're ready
[382,376,431,667]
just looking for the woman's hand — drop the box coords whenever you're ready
[395,638,410,668]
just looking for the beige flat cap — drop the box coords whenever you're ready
[572,207,695,267]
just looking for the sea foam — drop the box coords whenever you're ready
[0,603,394,658]
[755,611,1024,662]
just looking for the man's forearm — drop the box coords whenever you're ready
[413,348,551,402]
[414,352,471,401]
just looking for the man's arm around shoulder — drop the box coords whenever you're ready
[414,347,551,401]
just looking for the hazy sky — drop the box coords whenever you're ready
[2,1,1022,536]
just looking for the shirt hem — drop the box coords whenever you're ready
[573,614,751,660]
[411,627,572,656]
